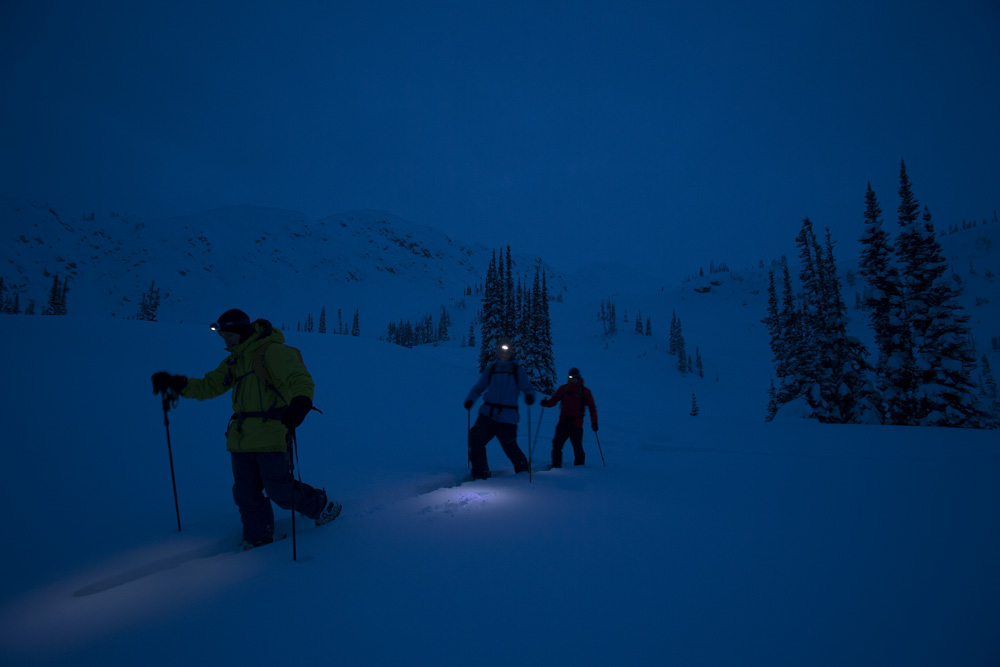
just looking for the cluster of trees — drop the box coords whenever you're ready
[384,306,451,347]
[669,311,703,376]
[766,161,995,428]
[0,274,68,316]
[632,308,653,336]
[684,261,731,282]
[0,278,33,314]
[301,307,359,335]
[598,299,653,337]
[478,246,556,395]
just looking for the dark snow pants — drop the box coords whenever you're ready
[467,415,529,478]
[551,419,585,467]
[231,451,327,544]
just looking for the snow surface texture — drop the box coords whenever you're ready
[1,218,999,666]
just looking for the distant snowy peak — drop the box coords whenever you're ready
[0,199,555,321]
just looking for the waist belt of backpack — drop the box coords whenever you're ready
[229,406,286,432]
[484,401,518,418]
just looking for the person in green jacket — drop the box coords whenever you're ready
[152,308,340,548]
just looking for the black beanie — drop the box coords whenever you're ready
[569,367,581,378]
[215,309,253,340]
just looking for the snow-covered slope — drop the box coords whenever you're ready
[1,308,998,667]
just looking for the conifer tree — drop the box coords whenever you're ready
[352,309,360,336]
[532,265,556,394]
[478,251,500,371]
[43,273,67,315]
[319,307,327,334]
[766,378,779,422]
[858,183,906,405]
[894,162,986,427]
[689,393,700,416]
[137,280,161,321]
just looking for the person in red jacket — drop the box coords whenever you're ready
[539,367,598,467]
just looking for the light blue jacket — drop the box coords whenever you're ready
[466,360,536,424]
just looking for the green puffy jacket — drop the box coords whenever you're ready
[182,322,314,453]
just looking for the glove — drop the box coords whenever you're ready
[282,395,312,429]
[151,372,187,395]
[524,394,535,406]
[464,399,474,411]
[592,423,599,432]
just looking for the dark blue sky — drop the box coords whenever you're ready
[2,0,998,274]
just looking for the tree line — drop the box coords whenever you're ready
[765,160,997,428]
[478,246,556,395]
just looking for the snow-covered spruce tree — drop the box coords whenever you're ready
[136,280,161,321]
[478,250,501,371]
[894,162,987,427]
[436,306,450,342]
[775,261,805,406]
[43,273,67,315]
[792,220,879,423]
[766,377,779,422]
[792,220,826,415]
[817,229,881,423]
[352,309,360,336]
[689,393,700,416]
[319,307,327,333]
[533,265,556,394]
[858,182,911,424]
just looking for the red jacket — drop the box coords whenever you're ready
[540,380,597,429]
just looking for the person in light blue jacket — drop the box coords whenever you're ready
[464,338,536,479]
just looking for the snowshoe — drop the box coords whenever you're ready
[316,500,342,526]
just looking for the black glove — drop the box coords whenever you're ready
[151,372,187,395]
[592,423,599,432]
[464,399,474,411]
[282,395,312,429]
[524,394,535,406]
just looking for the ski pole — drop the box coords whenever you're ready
[527,404,532,483]
[466,408,471,470]
[160,389,182,532]
[594,430,606,467]
[532,406,545,454]
[288,430,301,562]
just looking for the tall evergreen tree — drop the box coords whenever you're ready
[137,280,161,321]
[43,273,67,315]
[857,181,910,419]
[478,251,500,371]
[893,162,986,427]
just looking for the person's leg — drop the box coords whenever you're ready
[497,422,529,473]
[257,451,327,519]
[468,416,495,479]
[569,426,586,465]
[231,452,274,544]
[550,420,571,468]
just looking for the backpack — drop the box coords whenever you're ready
[224,339,305,404]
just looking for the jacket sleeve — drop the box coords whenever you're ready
[466,367,490,404]
[181,358,232,401]
[516,364,536,402]
[585,387,598,427]
[267,344,315,403]
[540,385,564,408]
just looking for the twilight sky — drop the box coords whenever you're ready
[2,0,998,275]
